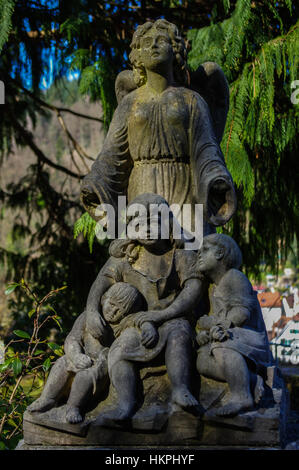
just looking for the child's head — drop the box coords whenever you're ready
[197,234,242,274]
[101,282,143,324]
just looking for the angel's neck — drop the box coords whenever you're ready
[145,69,174,94]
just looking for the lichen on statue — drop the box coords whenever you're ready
[80,19,236,235]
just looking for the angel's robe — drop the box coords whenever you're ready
[80,86,236,235]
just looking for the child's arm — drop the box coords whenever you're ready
[208,307,250,344]
[225,306,250,327]
[64,314,85,356]
[134,278,203,327]
[85,272,114,340]
[113,315,159,349]
[64,314,92,369]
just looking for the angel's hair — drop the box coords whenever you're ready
[129,19,188,87]
[203,234,242,270]
[101,282,143,315]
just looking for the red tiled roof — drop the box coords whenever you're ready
[258,291,282,308]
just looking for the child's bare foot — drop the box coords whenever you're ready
[172,386,198,408]
[213,394,253,417]
[97,402,135,424]
[66,406,83,424]
[254,375,264,404]
[27,397,56,413]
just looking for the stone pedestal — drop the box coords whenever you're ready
[22,370,289,449]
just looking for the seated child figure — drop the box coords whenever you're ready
[28,282,156,423]
[196,234,272,417]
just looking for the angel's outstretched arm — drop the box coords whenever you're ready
[190,93,236,226]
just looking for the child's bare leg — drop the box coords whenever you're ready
[166,330,198,408]
[99,360,137,422]
[28,356,70,412]
[196,344,226,381]
[66,369,95,423]
[211,348,253,416]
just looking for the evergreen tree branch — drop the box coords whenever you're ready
[0,0,15,53]
[7,109,83,180]
[56,112,94,166]
[10,78,103,124]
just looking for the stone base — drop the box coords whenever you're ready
[22,372,289,448]
[16,439,281,450]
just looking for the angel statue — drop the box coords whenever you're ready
[80,18,236,237]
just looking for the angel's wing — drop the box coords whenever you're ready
[115,70,137,104]
[189,62,229,144]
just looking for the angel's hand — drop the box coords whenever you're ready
[212,177,231,193]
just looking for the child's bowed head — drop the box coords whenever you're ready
[101,282,144,324]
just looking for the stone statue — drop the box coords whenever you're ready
[21,19,287,449]
[196,233,273,417]
[80,19,236,234]
[27,282,145,423]
[85,193,204,422]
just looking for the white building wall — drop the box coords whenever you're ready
[271,320,299,364]
[261,307,282,332]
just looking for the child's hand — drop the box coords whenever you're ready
[141,322,159,349]
[198,315,217,330]
[196,330,210,347]
[72,353,93,370]
[210,325,229,342]
[134,310,160,327]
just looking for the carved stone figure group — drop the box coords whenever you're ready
[28,19,273,428]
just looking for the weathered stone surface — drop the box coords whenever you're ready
[23,376,288,448]
[21,18,289,451]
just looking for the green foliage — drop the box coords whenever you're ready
[0,1,298,314]
[74,211,97,253]
[188,0,299,274]
[0,281,66,449]
[0,80,109,337]
[78,58,116,129]
[0,0,15,53]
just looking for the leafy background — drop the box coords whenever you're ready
[0,0,298,448]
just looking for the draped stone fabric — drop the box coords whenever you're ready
[80,86,236,233]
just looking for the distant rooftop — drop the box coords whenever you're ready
[258,291,282,308]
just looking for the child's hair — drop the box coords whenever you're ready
[203,233,242,270]
[109,193,184,263]
[102,282,144,314]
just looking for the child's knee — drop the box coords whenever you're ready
[196,346,211,374]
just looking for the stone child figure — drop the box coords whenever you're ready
[28,282,147,423]
[196,234,272,417]
[86,193,204,422]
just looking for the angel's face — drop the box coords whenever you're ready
[139,28,174,72]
